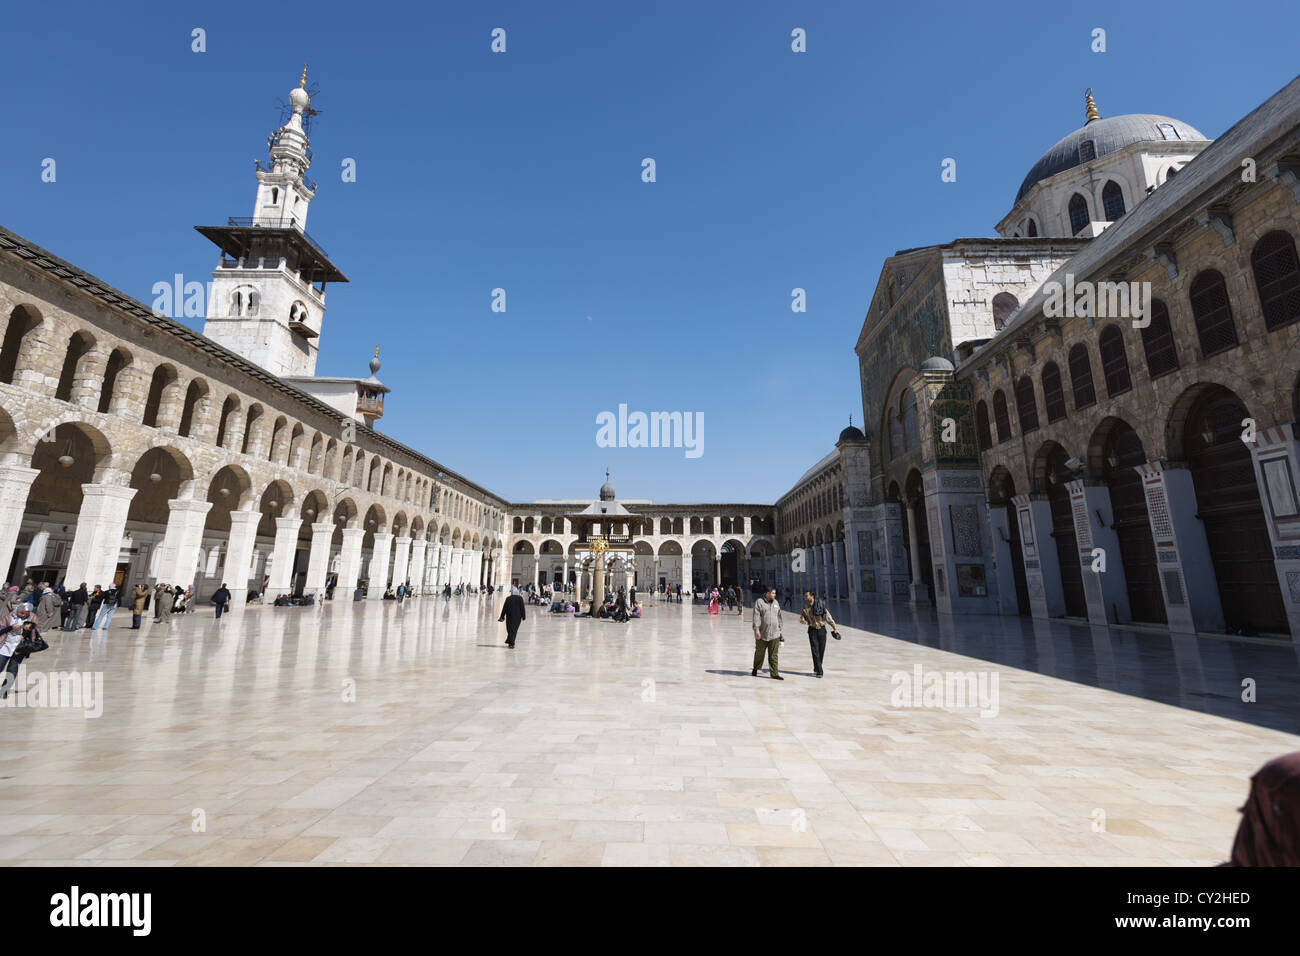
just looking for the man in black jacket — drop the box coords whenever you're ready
[64,583,88,631]
[211,583,232,620]
[498,586,526,648]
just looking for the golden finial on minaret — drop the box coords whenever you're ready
[1084,88,1100,123]
[300,63,309,89]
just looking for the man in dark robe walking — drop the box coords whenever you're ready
[498,586,526,649]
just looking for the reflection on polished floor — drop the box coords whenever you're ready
[2,595,1296,866]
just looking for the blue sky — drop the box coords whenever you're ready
[4,0,1298,503]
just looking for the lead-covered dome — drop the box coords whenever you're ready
[1015,113,1208,203]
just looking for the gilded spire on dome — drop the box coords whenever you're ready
[300,63,309,89]
[1084,88,1101,124]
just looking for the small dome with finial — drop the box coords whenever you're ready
[599,469,616,501]
[838,414,867,443]
[920,355,954,372]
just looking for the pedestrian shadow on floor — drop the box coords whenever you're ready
[706,669,819,678]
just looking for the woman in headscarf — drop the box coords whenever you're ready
[799,591,842,679]
[1229,751,1300,866]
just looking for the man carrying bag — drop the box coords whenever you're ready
[800,591,841,679]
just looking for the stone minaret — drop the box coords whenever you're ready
[197,67,347,378]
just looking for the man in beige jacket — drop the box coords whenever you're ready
[751,586,783,680]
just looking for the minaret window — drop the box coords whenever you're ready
[1026,218,1038,237]
[271,188,279,205]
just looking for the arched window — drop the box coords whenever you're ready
[1015,376,1039,434]
[1141,299,1179,378]
[1041,362,1067,422]
[54,331,95,403]
[992,292,1019,331]
[1068,344,1097,410]
[1251,230,1300,331]
[992,390,1011,443]
[1098,324,1132,396]
[98,348,129,414]
[1102,181,1126,221]
[975,400,993,451]
[1166,166,1180,180]
[1189,269,1238,357]
[1068,194,1090,235]
[1026,218,1038,238]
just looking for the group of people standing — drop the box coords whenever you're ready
[707,586,745,616]
[2,579,120,633]
[750,588,841,680]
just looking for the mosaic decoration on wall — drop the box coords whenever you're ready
[890,528,906,570]
[858,529,873,565]
[949,504,982,557]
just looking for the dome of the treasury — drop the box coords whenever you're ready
[1015,112,1208,203]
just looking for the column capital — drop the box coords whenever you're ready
[168,497,214,515]
[0,464,40,483]
[311,520,335,535]
[228,509,261,528]
[274,516,298,531]
[81,483,138,502]
[341,527,366,542]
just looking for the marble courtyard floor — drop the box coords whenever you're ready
[2,595,1298,867]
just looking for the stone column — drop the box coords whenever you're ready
[905,503,925,605]
[0,466,39,580]
[531,552,539,590]
[986,499,1020,615]
[1250,424,1300,639]
[1066,479,1131,626]
[1012,493,1065,619]
[681,553,693,594]
[336,527,365,596]
[1134,461,1222,634]
[303,521,335,596]
[367,533,393,598]
[156,498,213,588]
[391,536,411,588]
[266,517,299,595]
[438,545,451,588]
[65,483,137,588]
[473,550,484,587]
[830,542,841,600]
[409,540,427,594]
[223,510,261,608]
